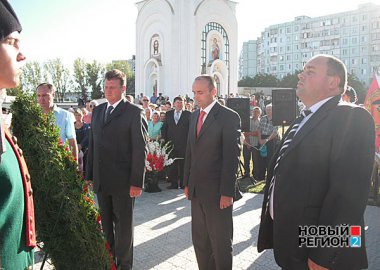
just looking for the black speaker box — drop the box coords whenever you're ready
[272,89,297,126]
[226,98,250,132]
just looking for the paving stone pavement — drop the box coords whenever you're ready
[35,182,380,269]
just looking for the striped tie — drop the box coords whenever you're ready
[266,109,311,218]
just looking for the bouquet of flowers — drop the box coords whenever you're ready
[145,140,175,172]
[144,141,176,192]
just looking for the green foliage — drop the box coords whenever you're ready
[106,60,132,78]
[7,83,23,96]
[126,74,135,96]
[278,70,302,88]
[86,61,105,100]
[238,76,255,87]
[44,58,72,102]
[73,58,88,101]
[11,93,110,270]
[347,72,367,103]
[22,61,46,93]
[252,73,279,87]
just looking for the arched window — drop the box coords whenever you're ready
[201,22,229,73]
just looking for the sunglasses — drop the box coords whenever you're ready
[143,99,149,102]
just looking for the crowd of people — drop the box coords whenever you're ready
[0,1,376,270]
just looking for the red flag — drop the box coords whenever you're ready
[364,72,380,152]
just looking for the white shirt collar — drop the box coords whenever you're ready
[107,99,123,110]
[200,100,217,115]
[308,96,334,114]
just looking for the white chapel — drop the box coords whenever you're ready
[135,0,238,99]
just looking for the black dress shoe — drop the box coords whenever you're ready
[167,185,178,189]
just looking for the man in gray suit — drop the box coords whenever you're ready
[86,69,147,270]
[184,75,241,270]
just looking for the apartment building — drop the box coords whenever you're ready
[239,3,380,86]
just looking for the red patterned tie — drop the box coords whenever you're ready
[197,111,206,137]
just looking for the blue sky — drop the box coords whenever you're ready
[10,0,371,66]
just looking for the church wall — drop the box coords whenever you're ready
[136,0,238,100]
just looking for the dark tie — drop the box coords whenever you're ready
[266,109,312,217]
[197,111,206,137]
[105,105,114,122]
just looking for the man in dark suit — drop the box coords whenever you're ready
[162,95,191,189]
[86,69,147,270]
[184,75,241,269]
[258,55,375,270]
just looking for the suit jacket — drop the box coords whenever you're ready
[86,99,147,196]
[161,109,191,157]
[257,95,375,270]
[183,102,241,202]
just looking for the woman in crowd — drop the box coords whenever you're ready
[148,111,163,141]
[74,108,90,174]
[83,100,98,124]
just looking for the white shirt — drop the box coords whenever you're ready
[200,100,217,123]
[296,96,334,134]
[106,99,123,114]
[174,110,182,122]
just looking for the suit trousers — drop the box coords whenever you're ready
[191,196,233,270]
[168,159,185,188]
[97,191,135,270]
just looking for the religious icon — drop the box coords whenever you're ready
[153,40,159,55]
[151,35,161,60]
[211,38,220,60]
[208,35,222,65]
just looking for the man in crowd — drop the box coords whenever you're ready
[184,75,241,269]
[257,104,278,180]
[36,83,78,161]
[242,106,261,180]
[258,54,375,270]
[162,96,191,189]
[0,0,36,268]
[86,69,147,269]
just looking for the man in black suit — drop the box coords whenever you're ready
[162,95,191,189]
[86,69,147,270]
[257,55,375,270]
[184,75,241,269]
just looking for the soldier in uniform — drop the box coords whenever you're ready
[0,0,36,269]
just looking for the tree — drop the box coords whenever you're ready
[86,60,105,100]
[22,61,46,92]
[73,58,88,101]
[347,72,366,103]
[106,60,134,97]
[44,58,72,102]
[106,60,132,78]
[126,74,135,96]
[252,73,279,87]
[238,76,255,87]
[278,70,302,88]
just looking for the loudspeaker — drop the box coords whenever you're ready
[226,98,250,132]
[272,89,297,126]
